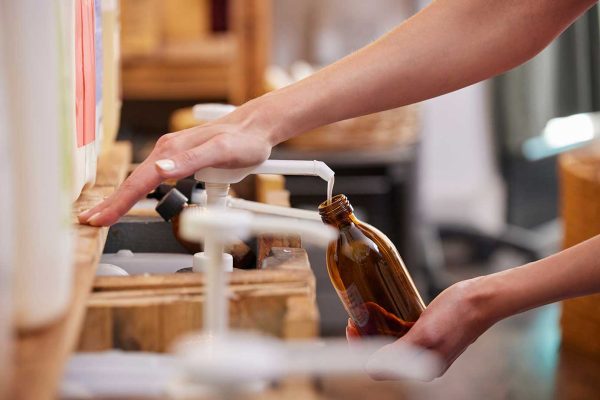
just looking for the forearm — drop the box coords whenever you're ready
[477,234,600,323]
[241,0,596,144]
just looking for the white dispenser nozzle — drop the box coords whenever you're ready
[195,160,334,185]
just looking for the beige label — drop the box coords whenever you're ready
[337,284,369,328]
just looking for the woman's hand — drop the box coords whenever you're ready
[347,277,499,379]
[78,102,277,226]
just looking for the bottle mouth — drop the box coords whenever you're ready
[318,194,353,224]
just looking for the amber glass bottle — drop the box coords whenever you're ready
[319,195,425,337]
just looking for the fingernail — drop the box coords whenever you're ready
[87,212,102,226]
[156,159,175,171]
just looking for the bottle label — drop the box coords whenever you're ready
[337,284,369,328]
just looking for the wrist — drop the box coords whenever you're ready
[227,92,302,146]
[461,275,506,328]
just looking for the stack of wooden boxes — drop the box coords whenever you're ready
[120,0,271,104]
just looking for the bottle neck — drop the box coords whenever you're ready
[319,194,355,227]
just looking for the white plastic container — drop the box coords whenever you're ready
[100,251,194,275]
[2,0,74,329]
[0,12,14,392]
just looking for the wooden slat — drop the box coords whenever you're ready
[93,267,314,291]
[11,142,132,400]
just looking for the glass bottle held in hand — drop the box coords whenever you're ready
[319,195,425,337]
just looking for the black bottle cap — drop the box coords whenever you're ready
[175,178,203,201]
[147,183,173,201]
[155,188,188,221]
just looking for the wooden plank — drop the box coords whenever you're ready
[11,142,132,400]
[255,174,286,203]
[76,307,113,351]
[92,268,314,291]
[229,0,272,104]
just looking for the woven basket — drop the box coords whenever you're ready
[282,104,419,152]
[559,144,600,358]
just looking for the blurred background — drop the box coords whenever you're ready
[0,0,600,400]
[117,0,599,333]
[3,1,600,399]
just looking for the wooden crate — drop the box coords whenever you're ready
[78,247,318,352]
[78,174,319,352]
[559,144,600,358]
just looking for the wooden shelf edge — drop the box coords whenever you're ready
[11,142,132,400]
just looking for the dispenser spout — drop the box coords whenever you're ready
[195,160,334,185]
[252,160,334,183]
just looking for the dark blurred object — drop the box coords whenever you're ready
[147,183,174,202]
[147,179,202,203]
[175,178,202,201]
[211,0,228,31]
[104,216,191,254]
[494,5,599,228]
[155,188,189,221]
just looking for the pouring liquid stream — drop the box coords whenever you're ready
[327,177,334,205]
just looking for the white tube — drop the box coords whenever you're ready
[0,10,13,390]
[193,252,233,273]
[253,160,334,183]
[205,182,230,208]
[204,240,229,336]
[227,197,321,221]
[249,215,337,246]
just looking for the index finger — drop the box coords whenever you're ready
[79,159,163,226]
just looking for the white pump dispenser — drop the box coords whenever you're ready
[192,103,335,208]
[190,103,335,279]
[185,104,338,335]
